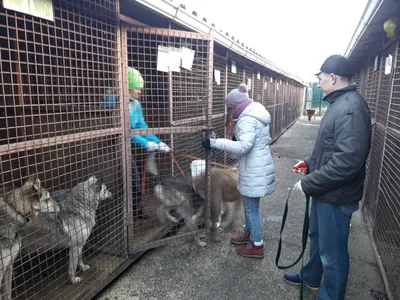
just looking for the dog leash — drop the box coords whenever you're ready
[275,187,311,300]
[172,152,234,169]
[169,152,187,178]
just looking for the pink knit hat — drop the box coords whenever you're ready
[225,83,249,108]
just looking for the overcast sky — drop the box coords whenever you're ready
[181,0,368,82]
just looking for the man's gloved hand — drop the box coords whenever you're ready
[293,161,308,175]
[294,180,305,196]
[158,142,171,153]
[146,141,171,152]
[146,141,158,152]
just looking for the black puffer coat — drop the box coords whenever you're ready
[302,85,372,205]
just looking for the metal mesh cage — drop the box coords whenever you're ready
[372,131,400,297]
[388,43,400,131]
[253,72,264,103]
[362,124,385,225]
[0,1,127,299]
[376,43,397,126]
[359,66,369,98]
[265,76,275,108]
[357,41,400,300]
[244,66,254,99]
[365,60,380,120]
[0,1,305,298]
[227,60,243,92]
[124,26,213,253]
[211,57,227,166]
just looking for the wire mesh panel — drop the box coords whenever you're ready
[353,72,362,92]
[253,72,264,103]
[359,66,369,98]
[388,42,400,131]
[244,67,254,99]
[268,105,275,141]
[362,124,385,226]
[264,76,275,108]
[124,26,213,253]
[275,80,284,137]
[365,59,381,120]
[0,1,128,299]
[227,59,243,92]
[372,131,400,299]
[211,57,227,166]
[212,57,227,117]
[376,43,397,126]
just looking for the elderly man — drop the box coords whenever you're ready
[284,55,372,300]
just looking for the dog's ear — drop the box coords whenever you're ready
[95,184,103,194]
[96,171,104,184]
[86,175,98,189]
[209,131,218,139]
[24,174,41,191]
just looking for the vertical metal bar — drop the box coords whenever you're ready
[224,50,228,165]
[251,72,255,99]
[261,75,265,106]
[273,78,277,140]
[168,71,174,176]
[10,14,28,181]
[205,38,214,230]
[120,23,134,256]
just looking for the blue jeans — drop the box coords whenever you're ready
[243,197,262,243]
[299,199,358,300]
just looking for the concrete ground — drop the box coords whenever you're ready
[96,117,387,300]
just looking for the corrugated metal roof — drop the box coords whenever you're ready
[132,0,305,85]
[345,0,400,70]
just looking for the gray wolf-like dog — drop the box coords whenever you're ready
[57,175,112,284]
[0,174,58,300]
[147,153,206,247]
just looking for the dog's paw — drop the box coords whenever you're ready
[70,277,82,284]
[80,264,90,272]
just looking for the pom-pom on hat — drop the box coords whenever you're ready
[225,83,250,108]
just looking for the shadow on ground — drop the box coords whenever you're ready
[96,117,387,300]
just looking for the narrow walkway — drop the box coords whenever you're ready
[97,117,386,300]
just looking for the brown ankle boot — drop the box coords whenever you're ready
[236,242,264,259]
[231,231,251,245]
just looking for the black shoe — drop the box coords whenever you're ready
[283,273,320,291]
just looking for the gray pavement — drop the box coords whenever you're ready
[96,117,387,300]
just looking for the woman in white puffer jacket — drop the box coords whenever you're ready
[202,83,275,259]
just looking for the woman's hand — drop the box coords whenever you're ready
[202,139,212,150]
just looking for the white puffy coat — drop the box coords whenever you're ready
[212,102,275,198]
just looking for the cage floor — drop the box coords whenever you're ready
[13,251,125,300]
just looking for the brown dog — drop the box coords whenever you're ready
[192,167,241,242]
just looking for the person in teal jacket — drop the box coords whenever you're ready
[128,67,170,227]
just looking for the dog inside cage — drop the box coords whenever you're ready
[0,0,304,298]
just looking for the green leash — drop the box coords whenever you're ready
[275,187,311,300]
